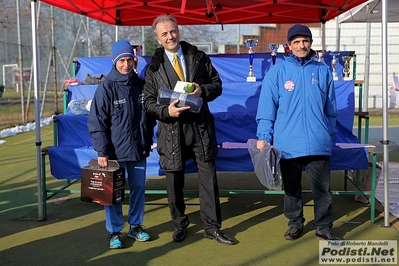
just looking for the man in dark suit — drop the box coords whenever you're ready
[144,14,235,245]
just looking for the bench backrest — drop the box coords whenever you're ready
[62,79,356,147]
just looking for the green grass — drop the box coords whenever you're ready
[354,115,399,127]
[0,91,23,99]
[0,90,64,131]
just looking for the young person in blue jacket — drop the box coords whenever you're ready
[256,24,340,241]
[88,39,156,249]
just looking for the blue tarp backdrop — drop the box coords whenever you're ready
[48,52,368,179]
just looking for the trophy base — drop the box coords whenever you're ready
[333,76,339,81]
[246,76,256,82]
[342,77,352,81]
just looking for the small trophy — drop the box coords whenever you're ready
[245,39,258,82]
[317,50,325,63]
[283,43,290,56]
[268,43,279,65]
[341,55,353,80]
[132,44,143,74]
[330,51,340,81]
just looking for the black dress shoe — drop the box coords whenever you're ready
[204,229,236,245]
[172,226,187,242]
[316,232,341,241]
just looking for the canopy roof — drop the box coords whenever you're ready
[41,0,368,26]
[338,0,399,23]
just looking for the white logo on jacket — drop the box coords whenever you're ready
[113,99,126,105]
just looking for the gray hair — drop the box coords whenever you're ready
[152,14,179,34]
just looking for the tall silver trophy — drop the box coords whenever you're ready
[341,52,355,80]
[341,56,352,80]
[330,51,340,81]
[268,43,279,65]
[245,39,258,82]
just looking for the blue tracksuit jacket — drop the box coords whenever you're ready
[256,55,337,159]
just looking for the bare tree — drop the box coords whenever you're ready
[1,0,235,93]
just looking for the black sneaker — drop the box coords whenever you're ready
[316,231,340,241]
[284,226,303,240]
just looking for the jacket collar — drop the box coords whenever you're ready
[107,65,140,85]
[287,49,316,65]
[148,41,202,72]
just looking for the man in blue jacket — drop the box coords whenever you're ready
[256,24,340,241]
[88,39,156,249]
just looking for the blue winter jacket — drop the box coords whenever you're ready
[256,55,337,159]
[88,66,155,162]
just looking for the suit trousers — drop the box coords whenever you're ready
[165,158,222,232]
[280,155,334,234]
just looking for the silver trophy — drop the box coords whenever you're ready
[245,39,258,82]
[330,51,340,81]
[342,55,353,80]
[268,43,279,65]
[132,44,143,74]
[317,50,325,63]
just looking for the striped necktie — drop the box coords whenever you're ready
[173,53,184,81]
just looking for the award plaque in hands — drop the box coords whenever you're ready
[157,88,203,113]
